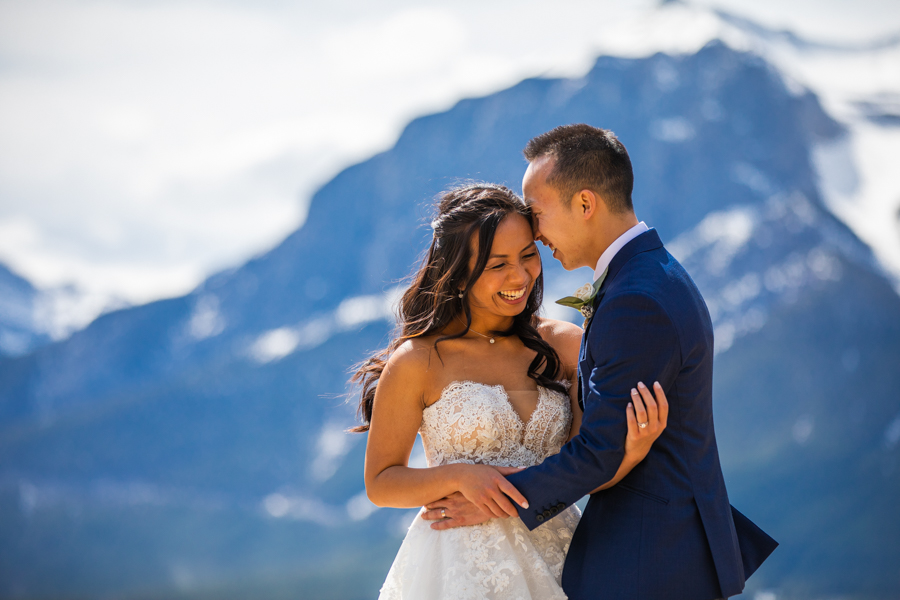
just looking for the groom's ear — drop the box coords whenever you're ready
[576,189,599,220]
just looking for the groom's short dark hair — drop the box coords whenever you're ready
[524,124,634,214]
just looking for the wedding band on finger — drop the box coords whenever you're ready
[441,508,447,519]
[638,422,648,429]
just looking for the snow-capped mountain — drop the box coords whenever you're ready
[0,262,130,358]
[0,263,47,357]
[0,8,898,600]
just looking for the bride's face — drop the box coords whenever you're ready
[465,213,541,319]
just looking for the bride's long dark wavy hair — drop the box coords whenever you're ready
[349,183,566,433]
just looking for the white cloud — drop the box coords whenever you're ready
[187,295,225,341]
[310,421,358,483]
[249,327,302,364]
[0,0,897,335]
[346,490,380,521]
[650,117,696,143]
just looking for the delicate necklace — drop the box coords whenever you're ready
[458,317,496,344]
[468,326,496,344]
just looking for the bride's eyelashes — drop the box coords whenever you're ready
[487,251,539,271]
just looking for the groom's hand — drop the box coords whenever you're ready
[422,492,493,530]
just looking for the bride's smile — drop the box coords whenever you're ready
[497,286,527,302]
[465,213,541,323]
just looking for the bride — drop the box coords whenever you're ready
[351,183,667,599]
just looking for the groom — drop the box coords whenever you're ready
[423,124,777,599]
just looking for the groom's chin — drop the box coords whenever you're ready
[557,258,578,271]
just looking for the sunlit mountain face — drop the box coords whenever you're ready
[1,39,898,599]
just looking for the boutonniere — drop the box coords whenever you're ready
[555,268,608,326]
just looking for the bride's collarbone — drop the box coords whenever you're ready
[419,339,543,408]
[427,337,537,368]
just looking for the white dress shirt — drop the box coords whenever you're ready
[593,221,650,282]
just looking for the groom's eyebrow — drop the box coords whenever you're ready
[489,243,536,258]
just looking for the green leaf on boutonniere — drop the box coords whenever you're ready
[554,268,608,313]
[555,295,587,308]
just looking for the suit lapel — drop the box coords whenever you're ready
[576,228,664,411]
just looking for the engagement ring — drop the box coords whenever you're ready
[441,509,447,519]
[638,422,648,429]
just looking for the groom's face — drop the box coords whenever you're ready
[523,156,584,271]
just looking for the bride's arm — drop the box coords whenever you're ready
[535,318,584,441]
[364,343,527,518]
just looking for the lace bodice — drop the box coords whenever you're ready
[420,380,573,469]
[380,380,579,599]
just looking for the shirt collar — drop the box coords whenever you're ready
[593,221,649,282]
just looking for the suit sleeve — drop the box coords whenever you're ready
[506,291,681,530]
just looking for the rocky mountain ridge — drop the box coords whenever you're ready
[1,40,898,600]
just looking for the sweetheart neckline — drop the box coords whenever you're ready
[424,380,556,431]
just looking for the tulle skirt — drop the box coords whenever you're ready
[379,505,581,600]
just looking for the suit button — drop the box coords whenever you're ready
[557,502,566,510]
[542,510,552,519]
[550,507,558,515]
[536,514,544,523]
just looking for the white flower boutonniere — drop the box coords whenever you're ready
[555,268,608,325]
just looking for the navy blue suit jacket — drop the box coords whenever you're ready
[506,229,776,600]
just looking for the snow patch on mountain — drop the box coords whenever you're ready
[582,2,900,292]
[247,286,403,363]
[669,192,849,354]
[813,124,900,291]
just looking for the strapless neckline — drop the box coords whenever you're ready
[426,380,548,430]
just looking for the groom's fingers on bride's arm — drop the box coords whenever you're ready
[654,381,669,427]
[636,381,658,426]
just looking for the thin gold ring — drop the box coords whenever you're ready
[441,508,447,519]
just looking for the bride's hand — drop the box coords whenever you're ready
[624,381,668,462]
[453,463,529,519]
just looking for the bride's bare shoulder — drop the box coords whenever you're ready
[536,317,582,342]
[536,317,583,362]
[383,337,441,382]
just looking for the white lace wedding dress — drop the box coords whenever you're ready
[378,380,581,600]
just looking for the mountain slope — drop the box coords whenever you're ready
[0,41,898,599]
[0,263,50,358]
